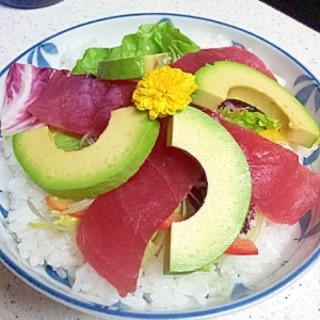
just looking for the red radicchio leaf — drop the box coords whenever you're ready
[1,63,137,136]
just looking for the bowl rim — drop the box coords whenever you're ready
[1,12,320,84]
[1,11,320,320]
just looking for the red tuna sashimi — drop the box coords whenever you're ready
[171,46,276,80]
[76,119,203,296]
[219,118,320,224]
[1,63,136,136]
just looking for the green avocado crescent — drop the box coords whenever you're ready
[12,107,160,200]
[192,61,320,147]
[167,106,252,273]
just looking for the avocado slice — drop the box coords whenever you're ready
[13,107,160,200]
[192,61,320,147]
[97,53,171,80]
[167,106,252,273]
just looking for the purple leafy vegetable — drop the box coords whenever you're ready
[1,63,65,135]
[1,63,137,137]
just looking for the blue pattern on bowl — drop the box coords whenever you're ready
[294,75,320,111]
[297,211,320,241]
[303,148,320,166]
[0,203,8,218]
[44,264,71,286]
[27,42,59,68]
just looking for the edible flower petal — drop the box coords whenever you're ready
[132,65,198,119]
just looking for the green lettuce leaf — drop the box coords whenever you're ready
[72,20,200,75]
[52,129,90,151]
[220,108,281,133]
[72,48,111,76]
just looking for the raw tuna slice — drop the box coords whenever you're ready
[1,63,136,136]
[76,119,203,296]
[219,118,320,224]
[171,46,276,80]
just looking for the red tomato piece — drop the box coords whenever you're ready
[225,237,258,255]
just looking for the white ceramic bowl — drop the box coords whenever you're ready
[0,13,319,319]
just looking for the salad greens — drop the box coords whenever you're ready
[52,130,90,151]
[219,107,281,133]
[72,20,200,75]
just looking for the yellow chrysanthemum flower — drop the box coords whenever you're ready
[133,65,198,119]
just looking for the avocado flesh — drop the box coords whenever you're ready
[192,61,320,148]
[13,107,160,200]
[97,53,171,80]
[167,106,252,273]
